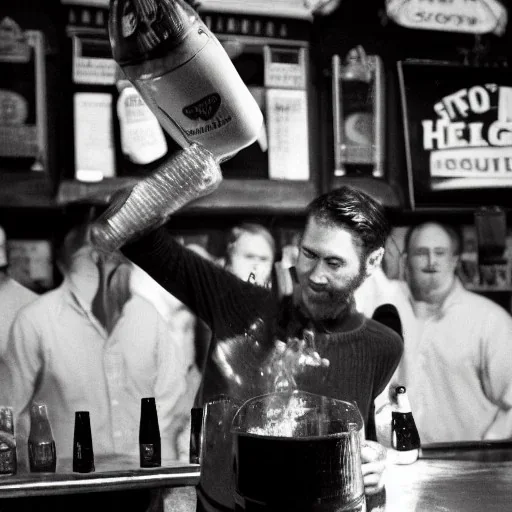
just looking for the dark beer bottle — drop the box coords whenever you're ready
[28,403,56,472]
[73,411,95,473]
[0,406,17,475]
[391,386,421,464]
[139,397,161,468]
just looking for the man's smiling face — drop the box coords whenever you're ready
[406,223,459,302]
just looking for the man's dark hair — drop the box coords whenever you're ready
[305,186,390,256]
[403,222,462,256]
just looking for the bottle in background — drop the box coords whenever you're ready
[108,0,263,162]
[391,386,421,464]
[0,406,17,475]
[73,411,95,473]
[139,397,161,468]
[28,403,56,472]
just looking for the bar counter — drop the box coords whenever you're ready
[162,457,512,512]
[1,443,511,511]
[0,455,199,498]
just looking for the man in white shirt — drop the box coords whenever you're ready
[0,225,37,357]
[0,219,188,469]
[392,222,512,443]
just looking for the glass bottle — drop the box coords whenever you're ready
[108,0,263,162]
[139,397,161,468]
[0,406,17,475]
[28,403,56,472]
[73,411,95,473]
[391,386,421,464]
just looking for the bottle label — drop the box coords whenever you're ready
[129,35,263,160]
[140,443,155,461]
[0,447,16,474]
[29,442,56,470]
[182,93,221,121]
[117,85,168,165]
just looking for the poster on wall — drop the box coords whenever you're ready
[398,60,512,208]
[0,18,47,171]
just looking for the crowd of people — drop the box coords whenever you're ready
[0,186,512,511]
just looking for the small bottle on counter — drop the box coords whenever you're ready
[28,403,56,472]
[391,386,421,464]
[0,406,17,475]
[189,407,204,465]
[139,397,161,468]
[73,411,95,473]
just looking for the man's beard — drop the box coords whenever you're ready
[301,270,366,321]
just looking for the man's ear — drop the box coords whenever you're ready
[400,251,408,281]
[365,247,384,277]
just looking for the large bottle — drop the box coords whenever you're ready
[108,0,263,163]
[92,0,266,253]
[139,397,161,468]
[391,386,421,464]
[28,403,57,472]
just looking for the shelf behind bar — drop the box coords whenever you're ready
[0,171,56,208]
[0,456,200,498]
[57,178,318,214]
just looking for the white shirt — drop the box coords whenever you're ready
[0,274,37,355]
[0,278,188,467]
[354,266,404,318]
[393,279,512,443]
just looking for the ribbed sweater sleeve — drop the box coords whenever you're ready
[121,226,272,335]
[306,317,403,434]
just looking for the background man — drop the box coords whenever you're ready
[221,222,276,287]
[112,185,403,510]
[0,217,188,468]
[0,224,37,356]
[392,221,512,443]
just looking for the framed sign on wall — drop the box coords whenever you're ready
[0,17,47,172]
[398,60,512,209]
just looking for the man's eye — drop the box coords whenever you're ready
[327,261,341,269]
[302,249,315,259]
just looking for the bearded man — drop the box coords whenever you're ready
[115,185,403,512]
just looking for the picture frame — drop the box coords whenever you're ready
[398,59,512,209]
[0,18,47,171]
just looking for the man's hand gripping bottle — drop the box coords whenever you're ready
[91,0,263,252]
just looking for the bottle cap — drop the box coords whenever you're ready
[395,386,412,413]
[109,0,198,65]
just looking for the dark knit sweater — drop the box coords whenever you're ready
[122,226,403,439]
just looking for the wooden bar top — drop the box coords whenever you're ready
[0,455,200,498]
[1,444,512,511]
[385,458,512,512]
[163,451,512,512]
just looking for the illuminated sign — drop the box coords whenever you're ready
[399,61,512,208]
[386,0,507,35]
